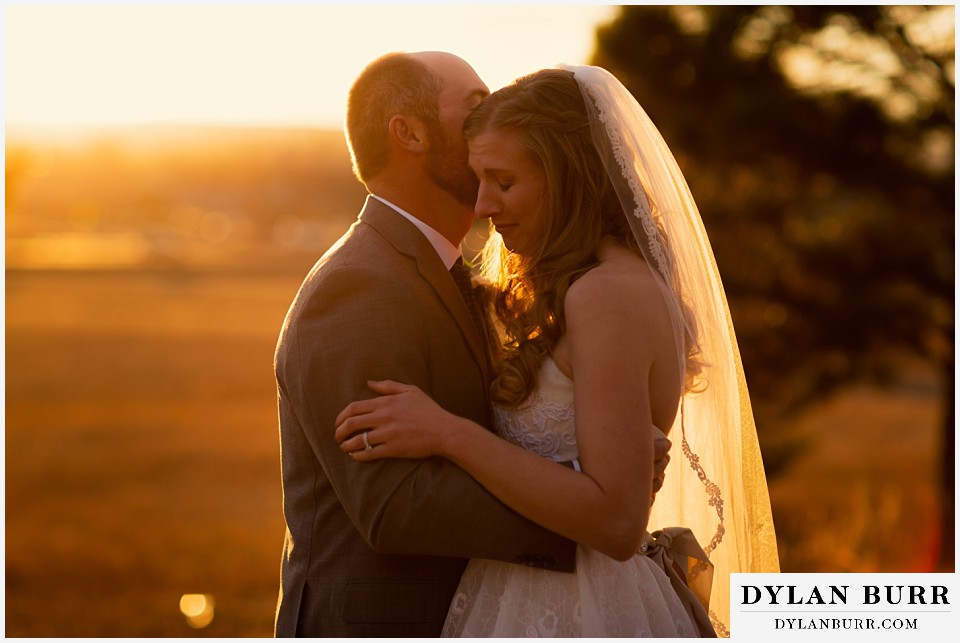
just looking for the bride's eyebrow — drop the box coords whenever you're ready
[468,162,511,175]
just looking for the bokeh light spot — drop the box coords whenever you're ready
[179,593,215,629]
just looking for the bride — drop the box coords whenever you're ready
[335,65,779,637]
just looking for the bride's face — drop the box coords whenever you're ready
[468,128,546,256]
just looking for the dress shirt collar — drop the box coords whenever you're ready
[371,195,461,270]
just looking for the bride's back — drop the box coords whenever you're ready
[552,238,684,434]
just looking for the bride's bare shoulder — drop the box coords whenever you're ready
[565,242,660,313]
[561,241,672,373]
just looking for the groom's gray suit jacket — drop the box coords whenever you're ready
[274,196,575,637]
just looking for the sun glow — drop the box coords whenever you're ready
[5,4,617,128]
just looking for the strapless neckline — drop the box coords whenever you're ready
[542,356,571,382]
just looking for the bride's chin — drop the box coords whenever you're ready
[498,234,523,255]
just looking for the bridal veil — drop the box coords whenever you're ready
[561,64,781,636]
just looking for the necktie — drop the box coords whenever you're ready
[450,257,492,364]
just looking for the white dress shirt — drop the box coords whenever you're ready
[371,195,461,269]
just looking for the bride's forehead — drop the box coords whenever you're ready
[469,130,521,160]
[469,129,520,151]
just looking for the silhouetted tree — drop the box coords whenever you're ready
[593,5,953,568]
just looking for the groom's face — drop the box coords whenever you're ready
[423,57,489,207]
[424,121,478,208]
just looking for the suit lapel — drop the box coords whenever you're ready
[359,197,491,384]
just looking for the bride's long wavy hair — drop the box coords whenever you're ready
[465,69,702,407]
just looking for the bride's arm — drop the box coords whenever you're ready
[335,271,660,561]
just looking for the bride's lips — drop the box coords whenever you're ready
[493,222,516,234]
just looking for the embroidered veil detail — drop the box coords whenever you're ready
[561,64,781,635]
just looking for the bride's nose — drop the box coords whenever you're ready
[474,182,499,219]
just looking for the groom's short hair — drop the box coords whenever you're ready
[346,52,444,184]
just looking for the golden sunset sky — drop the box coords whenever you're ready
[5,3,617,128]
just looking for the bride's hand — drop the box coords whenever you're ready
[334,380,456,461]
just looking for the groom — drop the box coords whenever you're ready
[273,51,577,637]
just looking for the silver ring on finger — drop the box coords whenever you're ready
[362,431,372,451]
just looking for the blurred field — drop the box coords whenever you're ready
[767,370,942,573]
[5,265,944,636]
[5,267,303,636]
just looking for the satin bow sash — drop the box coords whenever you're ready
[642,527,718,638]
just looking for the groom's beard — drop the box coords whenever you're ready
[425,128,479,208]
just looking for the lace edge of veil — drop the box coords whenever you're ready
[566,63,732,633]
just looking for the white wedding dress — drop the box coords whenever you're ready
[441,357,702,637]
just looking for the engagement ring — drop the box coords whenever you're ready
[362,431,372,451]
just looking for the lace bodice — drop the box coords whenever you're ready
[493,358,578,463]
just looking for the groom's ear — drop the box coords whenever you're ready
[387,114,427,154]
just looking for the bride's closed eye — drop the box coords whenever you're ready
[475,174,513,192]
[491,173,516,192]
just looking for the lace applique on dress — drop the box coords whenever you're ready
[494,358,578,463]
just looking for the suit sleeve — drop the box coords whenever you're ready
[280,263,576,571]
